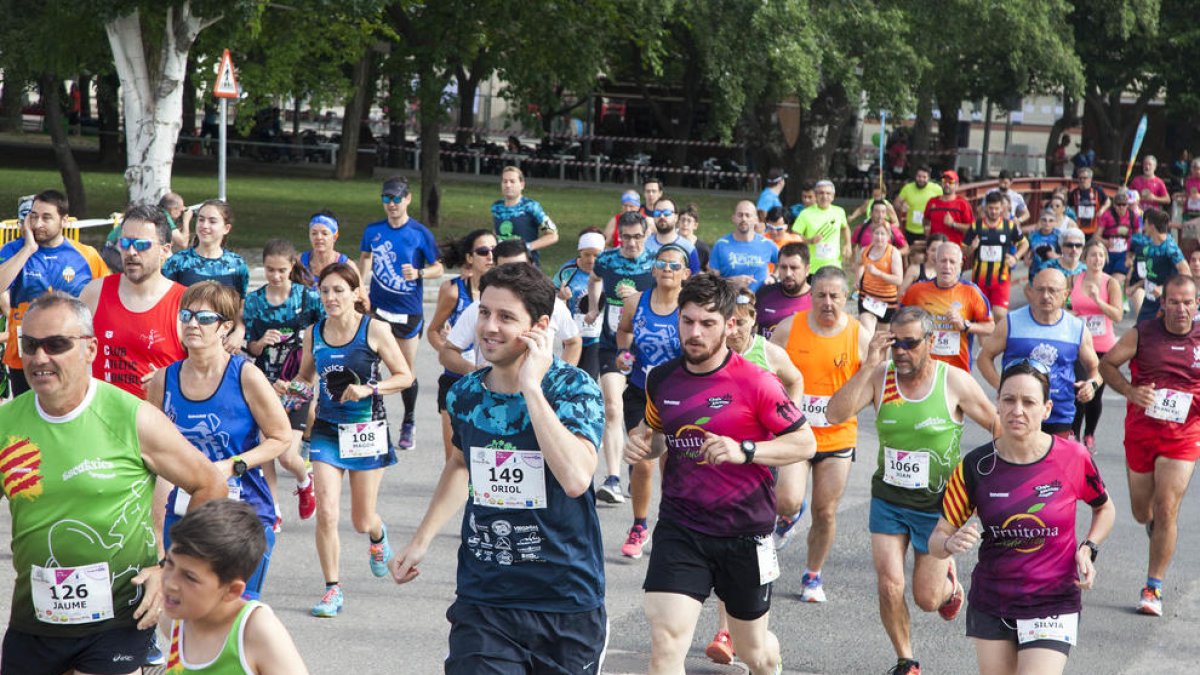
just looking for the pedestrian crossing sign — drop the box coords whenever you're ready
[213,49,239,99]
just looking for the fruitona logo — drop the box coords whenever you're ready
[667,415,711,462]
[989,502,1058,553]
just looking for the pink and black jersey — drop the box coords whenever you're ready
[942,438,1107,619]
[645,351,806,537]
[754,285,811,339]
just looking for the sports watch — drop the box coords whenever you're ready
[739,440,757,464]
[231,456,248,478]
[1079,539,1099,562]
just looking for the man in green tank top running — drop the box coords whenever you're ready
[0,292,227,675]
[827,306,998,675]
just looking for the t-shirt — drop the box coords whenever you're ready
[982,188,1029,219]
[447,358,605,612]
[754,285,811,339]
[901,281,992,372]
[1026,228,1063,276]
[1184,177,1200,215]
[1136,235,1186,322]
[757,188,783,214]
[942,438,1108,619]
[792,205,848,271]
[359,218,440,317]
[447,299,580,367]
[162,249,250,298]
[243,283,324,382]
[1097,209,1140,256]
[924,195,975,245]
[491,197,555,266]
[963,220,1024,286]
[709,234,778,291]
[1067,186,1109,235]
[644,233,702,273]
[645,351,806,537]
[1129,175,1169,209]
[897,182,944,234]
[592,249,655,349]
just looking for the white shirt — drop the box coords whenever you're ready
[447,298,580,366]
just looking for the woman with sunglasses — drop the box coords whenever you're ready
[428,229,496,462]
[282,262,414,618]
[1068,241,1123,451]
[147,281,292,600]
[300,210,349,284]
[553,229,605,380]
[929,362,1115,675]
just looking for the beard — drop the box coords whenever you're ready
[683,338,724,366]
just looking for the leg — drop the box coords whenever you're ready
[1083,382,1105,438]
[1017,648,1069,675]
[872,533,913,659]
[630,459,654,521]
[992,305,1008,325]
[806,456,853,572]
[725,613,781,675]
[704,601,735,664]
[859,310,878,336]
[261,459,279,506]
[278,429,309,480]
[1148,457,1197,579]
[598,372,627,487]
[347,467,387,539]
[644,592,704,675]
[911,551,954,613]
[1126,465,1155,525]
[313,461,344,583]
[775,460,809,517]
[397,335,420,428]
[1129,286,1145,321]
[974,639,1019,675]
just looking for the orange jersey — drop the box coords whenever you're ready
[900,280,992,372]
[783,311,861,451]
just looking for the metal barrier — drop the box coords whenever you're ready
[0,217,117,246]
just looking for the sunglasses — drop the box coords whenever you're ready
[651,209,675,218]
[653,260,684,271]
[1004,357,1051,375]
[1062,242,1083,249]
[19,334,91,356]
[767,224,788,232]
[472,246,495,257]
[891,334,929,351]
[381,194,408,205]
[118,237,154,252]
[178,309,226,326]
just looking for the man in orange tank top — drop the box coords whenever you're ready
[770,266,869,603]
[80,205,187,399]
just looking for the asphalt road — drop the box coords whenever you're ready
[2,296,1200,674]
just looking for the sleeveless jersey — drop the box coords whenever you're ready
[784,311,861,451]
[873,361,964,511]
[741,334,770,370]
[441,277,474,379]
[0,381,156,637]
[629,291,680,390]
[92,275,187,399]
[162,248,250,298]
[1125,317,1200,447]
[1069,273,1116,353]
[299,250,348,286]
[166,600,262,673]
[860,243,899,304]
[162,356,273,529]
[313,316,385,425]
[1003,307,1084,426]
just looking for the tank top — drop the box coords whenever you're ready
[860,243,899,304]
[916,264,936,283]
[1125,317,1200,447]
[166,601,262,673]
[1004,306,1084,426]
[162,356,273,529]
[0,381,156,636]
[92,275,187,399]
[313,315,385,425]
[629,291,681,389]
[741,334,770,370]
[784,311,861,451]
[872,361,963,511]
[1069,273,1116,353]
[442,277,475,379]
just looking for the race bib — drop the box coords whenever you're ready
[606,303,623,334]
[911,211,924,225]
[1078,205,1095,220]
[1108,237,1128,253]
[1146,280,1159,299]
[933,330,960,356]
[1188,197,1200,213]
[374,308,409,324]
[31,562,114,625]
[1016,613,1078,646]
[338,420,388,458]
[1148,388,1193,423]
[883,447,931,489]
[800,395,831,427]
[862,295,888,318]
[470,446,547,509]
[575,313,601,339]
[979,245,1003,263]
[756,536,780,585]
[815,241,837,260]
[1084,314,1107,337]
[1136,261,1148,278]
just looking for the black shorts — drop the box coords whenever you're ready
[965,604,1074,656]
[858,296,897,323]
[598,347,624,377]
[1042,422,1073,437]
[578,343,600,381]
[287,404,308,431]
[376,311,424,340]
[903,229,924,247]
[2,624,154,675]
[623,384,647,432]
[437,373,461,413]
[812,447,856,464]
[643,519,772,621]
[445,600,606,675]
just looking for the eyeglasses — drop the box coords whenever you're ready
[1004,357,1051,375]
[622,233,645,241]
[381,194,407,205]
[651,209,675,218]
[891,334,929,351]
[653,260,684,271]
[472,246,495,257]
[178,309,226,326]
[1062,242,1083,249]
[118,237,154,252]
[19,334,91,356]
[766,224,788,232]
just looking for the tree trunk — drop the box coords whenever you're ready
[784,83,855,185]
[97,73,121,165]
[335,51,371,180]
[935,95,962,174]
[39,74,86,216]
[980,99,994,178]
[78,74,93,120]
[181,61,196,144]
[1,73,25,133]
[910,84,934,170]
[1043,93,1078,177]
[386,75,406,169]
[454,67,480,146]
[417,69,444,226]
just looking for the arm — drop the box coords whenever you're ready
[244,605,310,675]
[560,336,581,366]
[426,281,459,353]
[615,291,639,351]
[871,248,904,286]
[0,228,37,294]
[420,261,445,280]
[1099,328,1154,408]
[137,403,228,508]
[225,364,291,476]
[976,316,1008,390]
[79,277,102,314]
[768,315,795,350]
[700,424,816,467]
[355,319,415,399]
[357,252,372,286]
[1074,329,1101,403]
[1176,259,1191,277]
[1096,276,1124,322]
[529,229,559,252]
[584,273,603,324]
[389,449,470,584]
[764,341,804,401]
[827,329,889,424]
[170,208,192,249]
[947,367,1000,436]
[928,516,980,560]
[1076,497,1116,590]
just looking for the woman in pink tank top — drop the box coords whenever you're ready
[1068,240,1124,448]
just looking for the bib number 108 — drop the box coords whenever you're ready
[352,430,376,444]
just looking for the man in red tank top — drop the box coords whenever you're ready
[1100,275,1200,617]
[80,204,186,399]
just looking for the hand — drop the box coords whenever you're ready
[1129,383,1156,410]
[389,542,425,585]
[222,335,242,355]
[943,213,953,226]
[340,383,372,403]
[260,329,283,347]
[131,565,164,630]
[401,264,419,281]
[584,310,599,325]
[1005,254,1016,269]
[616,284,636,301]
[21,218,36,251]
[948,309,966,331]
[809,233,823,244]
[866,265,880,276]
[1084,283,1100,300]
[865,329,894,368]
[558,285,573,301]
[943,521,981,556]
[140,365,159,385]
[273,379,290,396]
[1075,546,1097,589]
[1074,380,1096,403]
[699,432,744,465]
[517,325,555,392]
[624,425,654,464]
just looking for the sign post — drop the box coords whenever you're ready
[212,49,240,201]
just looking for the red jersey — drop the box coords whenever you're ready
[92,276,187,398]
[1125,317,1200,448]
[924,195,974,245]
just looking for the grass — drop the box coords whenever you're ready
[0,166,746,272]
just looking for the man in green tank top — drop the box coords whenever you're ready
[827,306,997,675]
[0,292,228,675]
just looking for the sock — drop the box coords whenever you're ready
[370,530,385,544]
[401,379,419,425]
[633,518,648,530]
[325,581,339,589]
[1147,577,1163,592]
[296,475,311,489]
[803,568,821,580]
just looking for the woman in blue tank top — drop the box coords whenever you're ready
[283,262,414,618]
[146,281,292,600]
[428,229,496,463]
[299,210,349,286]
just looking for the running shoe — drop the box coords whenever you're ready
[620,524,649,559]
[398,423,415,451]
[1084,435,1095,453]
[144,632,165,666]
[800,572,826,603]
[772,500,807,550]
[887,658,921,675]
[273,515,282,534]
[295,473,316,520]
[369,525,393,577]
[704,629,734,665]
[596,476,625,504]
[1137,586,1163,616]
[938,560,964,621]
[311,585,344,618]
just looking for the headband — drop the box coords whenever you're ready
[309,214,339,235]
[578,232,605,251]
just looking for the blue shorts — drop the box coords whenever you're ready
[164,515,275,600]
[309,419,397,471]
[1104,255,1128,276]
[869,497,941,554]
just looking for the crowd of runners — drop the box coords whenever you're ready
[2,155,1200,674]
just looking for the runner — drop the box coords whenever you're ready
[1046,227,1087,281]
[602,190,646,247]
[626,273,816,675]
[963,192,1027,323]
[358,176,444,451]
[900,244,994,372]
[765,206,805,252]
[923,170,974,246]
[709,200,779,291]
[1129,155,1170,211]
[1067,168,1110,237]
[792,180,851,273]
[754,242,811,339]
[827,307,998,675]
[491,166,559,266]
[983,170,1031,224]
[895,166,943,247]
[148,281,291,600]
[1067,241,1123,450]
[300,210,349,284]
[0,291,227,675]
[857,219,904,335]
[243,240,324,524]
[554,230,605,380]
[771,266,869,602]
[1132,209,1189,323]
[1099,275,1200,617]
[1096,191,1140,287]
[931,362,1115,675]
[1173,157,1200,254]
[644,198,702,272]
[757,168,787,220]
[391,262,608,675]
[899,234,947,296]
[614,245,690,559]
[1025,210,1064,278]
[676,204,711,271]
[277,262,415,617]
[640,177,665,222]
[157,191,193,249]
[159,500,309,673]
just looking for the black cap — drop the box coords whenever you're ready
[766,168,787,185]
[381,177,409,197]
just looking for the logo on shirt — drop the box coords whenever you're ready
[1028,343,1058,368]
[1192,345,1200,368]
[141,329,163,350]
[61,266,76,283]
[707,395,732,410]
[663,399,681,406]
[1033,480,1062,498]
[666,422,708,461]
[989,504,1058,554]
[62,458,117,482]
